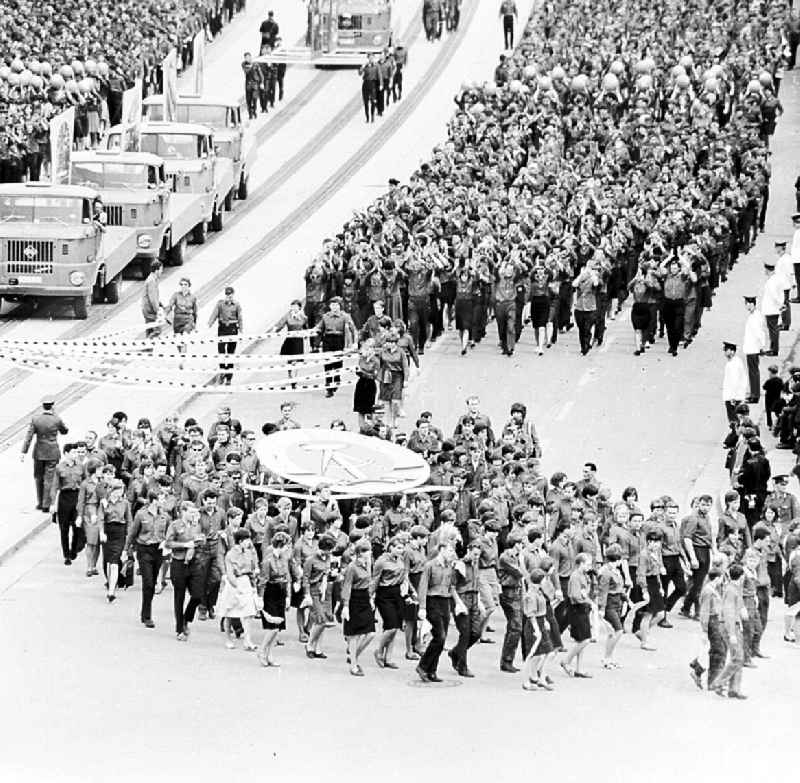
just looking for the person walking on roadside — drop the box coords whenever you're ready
[499,0,518,49]
[742,296,767,403]
[208,285,244,386]
[141,260,164,338]
[761,259,784,356]
[680,495,714,621]
[709,564,748,699]
[722,342,748,424]
[21,394,68,512]
[50,442,86,566]
[359,54,382,123]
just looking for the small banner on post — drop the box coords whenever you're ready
[193,32,205,94]
[49,107,75,184]
[120,78,142,151]
[162,48,179,122]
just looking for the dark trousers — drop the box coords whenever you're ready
[245,86,259,118]
[494,300,516,353]
[725,400,741,424]
[322,333,345,392]
[682,545,710,616]
[502,15,514,48]
[194,544,222,611]
[707,616,727,686]
[499,588,523,667]
[170,558,202,633]
[408,296,431,353]
[137,543,163,622]
[743,596,762,658]
[783,290,792,330]
[663,298,685,352]
[420,596,450,676]
[746,354,760,400]
[661,554,687,612]
[33,459,57,510]
[361,81,378,121]
[768,559,784,597]
[794,264,800,300]
[451,593,482,670]
[765,314,780,355]
[217,323,238,384]
[56,489,80,560]
[574,309,595,353]
[392,70,403,101]
[545,598,563,649]
[555,576,570,632]
[756,584,770,635]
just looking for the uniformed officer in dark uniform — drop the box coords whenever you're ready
[208,286,244,385]
[316,297,356,397]
[50,441,87,565]
[359,54,382,123]
[21,395,69,511]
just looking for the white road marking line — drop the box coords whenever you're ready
[555,400,574,421]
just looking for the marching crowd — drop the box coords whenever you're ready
[305,0,799,360]
[0,0,246,183]
[21,381,800,697]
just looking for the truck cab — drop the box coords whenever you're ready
[101,121,232,242]
[143,94,255,201]
[0,182,139,318]
[71,151,170,268]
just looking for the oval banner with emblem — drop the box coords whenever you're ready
[256,429,430,496]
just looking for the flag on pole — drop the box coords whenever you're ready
[49,107,75,184]
[193,32,205,94]
[162,48,179,122]
[120,78,142,151]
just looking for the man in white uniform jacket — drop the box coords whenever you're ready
[723,341,748,424]
[761,260,785,356]
[742,296,767,403]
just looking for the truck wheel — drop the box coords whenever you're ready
[168,237,186,266]
[73,294,90,319]
[224,190,233,211]
[192,221,207,245]
[211,205,224,232]
[238,176,248,200]
[103,276,120,304]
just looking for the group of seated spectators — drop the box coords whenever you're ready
[0,0,246,183]
[303,0,798,358]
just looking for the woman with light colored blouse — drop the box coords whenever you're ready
[215,528,259,651]
[371,536,407,669]
[342,538,375,676]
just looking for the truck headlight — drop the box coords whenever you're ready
[69,271,85,286]
[137,235,152,249]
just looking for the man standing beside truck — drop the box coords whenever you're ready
[142,260,164,338]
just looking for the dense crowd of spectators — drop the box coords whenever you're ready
[0,0,246,183]
[304,0,800,359]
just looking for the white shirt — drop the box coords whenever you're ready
[742,310,767,355]
[790,228,800,263]
[722,356,748,402]
[761,272,784,315]
[776,252,794,291]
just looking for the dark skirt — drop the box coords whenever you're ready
[604,593,624,632]
[310,586,335,626]
[530,295,550,328]
[102,522,126,566]
[785,577,800,607]
[441,280,457,306]
[375,584,405,630]
[631,302,651,331]
[173,316,195,335]
[290,584,305,609]
[344,588,375,636]
[455,298,473,332]
[280,335,304,356]
[644,575,665,614]
[261,581,287,630]
[534,614,554,655]
[353,375,378,414]
[568,602,592,643]
[380,371,404,402]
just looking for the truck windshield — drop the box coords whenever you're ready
[0,195,84,224]
[140,133,202,159]
[72,162,152,189]
[147,104,234,128]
